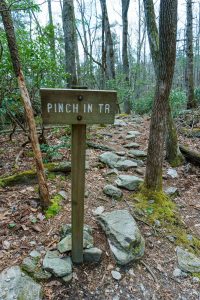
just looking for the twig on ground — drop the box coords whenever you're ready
[140,260,158,283]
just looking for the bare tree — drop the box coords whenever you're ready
[0,0,50,209]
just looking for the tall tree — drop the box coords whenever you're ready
[121,0,131,114]
[47,0,56,62]
[144,0,178,191]
[143,0,183,168]
[62,0,78,86]
[99,0,115,82]
[185,0,197,108]
[0,0,50,209]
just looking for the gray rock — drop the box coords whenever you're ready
[29,250,41,262]
[93,206,105,216]
[111,270,122,280]
[114,120,127,127]
[177,247,200,273]
[62,273,73,283]
[22,254,51,281]
[97,210,145,265]
[22,257,37,274]
[57,231,93,253]
[127,131,141,136]
[115,151,126,156]
[115,175,143,191]
[58,190,68,200]
[106,169,119,176]
[99,152,121,168]
[167,168,178,178]
[60,224,93,238]
[83,247,102,263]
[125,135,136,141]
[128,150,147,158]
[43,251,72,277]
[192,277,200,283]
[114,160,137,171]
[103,185,123,200]
[124,143,140,149]
[87,141,115,152]
[173,268,188,278]
[0,266,42,300]
[164,187,179,197]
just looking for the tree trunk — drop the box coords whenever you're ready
[185,0,197,109]
[62,0,77,86]
[121,0,131,114]
[99,0,115,81]
[47,0,56,62]
[144,0,178,191]
[0,1,50,209]
[143,0,183,168]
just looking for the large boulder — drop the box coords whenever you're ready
[115,175,143,191]
[0,266,42,300]
[176,247,200,273]
[97,210,145,265]
[99,152,121,168]
[114,160,137,171]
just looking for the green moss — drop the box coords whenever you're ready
[169,154,185,167]
[133,185,200,254]
[47,172,56,180]
[192,273,200,279]
[26,151,34,158]
[0,170,36,187]
[45,194,63,219]
[134,186,176,224]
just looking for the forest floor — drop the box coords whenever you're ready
[0,114,200,300]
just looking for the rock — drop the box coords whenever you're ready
[127,131,141,136]
[106,169,119,176]
[127,157,144,167]
[192,277,200,283]
[124,143,140,149]
[114,120,127,127]
[0,266,42,300]
[111,270,122,280]
[21,256,51,281]
[177,247,200,273]
[99,152,121,168]
[58,190,68,200]
[125,135,136,141]
[83,247,102,263]
[128,150,147,158]
[87,141,115,152]
[61,224,93,238]
[103,185,123,200]
[115,175,143,191]
[164,187,179,197]
[97,210,145,265]
[93,206,105,216]
[29,250,41,262]
[173,268,188,278]
[167,168,178,178]
[58,230,93,253]
[115,151,126,156]
[62,273,73,283]
[114,160,137,171]
[2,240,11,250]
[43,251,72,277]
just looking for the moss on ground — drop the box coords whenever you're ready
[133,185,200,255]
[45,194,63,219]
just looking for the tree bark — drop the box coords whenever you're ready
[185,0,197,109]
[143,0,183,168]
[47,0,56,62]
[99,0,115,81]
[0,0,50,209]
[144,0,178,191]
[121,0,131,114]
[62,0,78,86]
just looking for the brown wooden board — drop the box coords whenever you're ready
[40,88,117,125]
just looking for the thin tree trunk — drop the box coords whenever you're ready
[186,0,197,108]
[47,0,56,62]
[0,1,50,209]
[144,0,178,191]
[62,0,77,86]
[121,0,131,114]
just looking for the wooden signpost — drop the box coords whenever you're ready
[40,88,117,263]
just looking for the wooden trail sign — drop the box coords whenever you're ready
[41,88,117,263]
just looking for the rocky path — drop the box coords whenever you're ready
[0,115,200,299]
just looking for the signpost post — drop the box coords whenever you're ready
[41,88,117,263]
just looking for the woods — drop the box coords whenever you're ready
[0,0,200,299]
